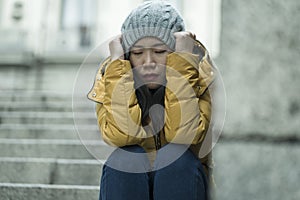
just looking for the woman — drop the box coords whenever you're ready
[88,1,215,199]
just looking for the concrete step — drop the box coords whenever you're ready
[0,139,113,159]
[0,129,99,140]
[0,124,101,140]
[0,111,96,125]
[0,123,98,131]
[0,183,99,200]
[0,91,84,102]
[0,101,92,112]
[0,90,90,104]
[0,157,103,186]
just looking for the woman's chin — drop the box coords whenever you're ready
[146,83,161,89]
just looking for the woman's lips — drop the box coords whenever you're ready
[143,74,159,82]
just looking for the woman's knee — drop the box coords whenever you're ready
[154,143,200,171]
[106,145,151,173]
[153,145,208,200]
[120,145,146,153]
[100,164,150,200]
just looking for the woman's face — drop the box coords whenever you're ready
[129,37,172,89]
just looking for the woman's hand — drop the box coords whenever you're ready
[174,31,196,53]
[109,35,124,61]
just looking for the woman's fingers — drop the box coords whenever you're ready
[174,31,196,53]
[109,35,124,60]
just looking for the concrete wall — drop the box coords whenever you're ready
[215,0,300,136]
[213,0,300,199]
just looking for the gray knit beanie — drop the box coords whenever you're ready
[121,1,185,53]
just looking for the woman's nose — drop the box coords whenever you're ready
[143,51,155,66]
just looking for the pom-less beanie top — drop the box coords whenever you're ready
[121,1,185,53]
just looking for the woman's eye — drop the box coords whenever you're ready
[154,50,167,54]
[131,51,143,55]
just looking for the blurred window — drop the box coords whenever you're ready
[60,0,97,47]
[169,0,222,57]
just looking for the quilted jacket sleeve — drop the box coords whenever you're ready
[164,51,215,145]
[88,59,148,147]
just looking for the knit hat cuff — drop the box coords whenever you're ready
[122,27,176,53]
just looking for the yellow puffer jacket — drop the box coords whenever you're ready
[87,41,216,180]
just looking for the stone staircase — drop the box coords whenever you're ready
[0,91,111,200]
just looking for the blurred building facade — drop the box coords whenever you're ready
[0,0,221,64]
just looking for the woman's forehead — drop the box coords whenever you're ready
[132,37,167,48]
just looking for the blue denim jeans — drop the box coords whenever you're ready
[99,144,208,200]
